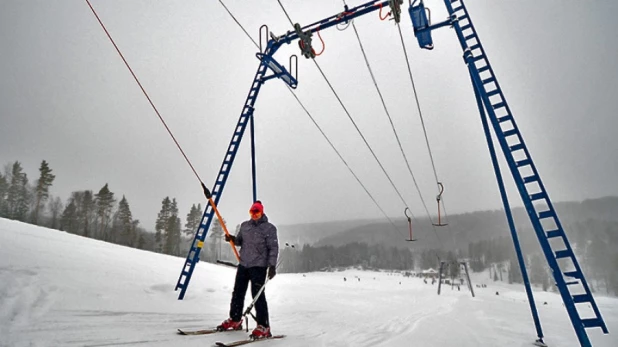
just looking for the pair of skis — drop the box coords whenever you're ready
[177,328,285,346]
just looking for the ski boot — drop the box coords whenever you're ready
[217,318,243,331]
[250,325,272,339]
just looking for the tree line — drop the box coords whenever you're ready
[464,221,618,295]
[2,159,616,296]
[0,159,423,274]
[0,160,224,257]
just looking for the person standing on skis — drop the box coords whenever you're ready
[218,200,279,339]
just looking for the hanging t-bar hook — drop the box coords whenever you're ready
[404,207,416,241]
[432,182,448,226]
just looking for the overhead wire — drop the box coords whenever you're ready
[347,8,437,237]
[86,0,245,260]
[218,0,259,48]
[85,0,204,186]
[339,0,450,259]
[395,21,457,249]
[218,0,404,234]
[277,1,415,228]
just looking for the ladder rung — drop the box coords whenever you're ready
[469,43,480,51]
[473,54,485,61]
[503,129,518,137]
[465,34,477,41]
[215,180,224,186]
[530,192,546,201]
[572,294,591,304]
[452,6,463,12]
[516,159,531,167]
[523,175,538,183]
[482,77,495,84]
[492,101,506,109]
[461,24,471,31]
[565,281,578,285]
[581,318,603,328]
[487,89,501,97]
[555,249,572,259]
[478,65,490,73]
[564,270,581,278]
[538,210,554,219]
[509,143,524,152]
[546,230,562,238]
[498,115,512,123]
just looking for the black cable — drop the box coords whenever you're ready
[349,18,433,233]
[219,0,404,234]
[396,22,456,249]
[218,0,259,48]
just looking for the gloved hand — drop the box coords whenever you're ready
[268,265,276,280]
[225,234,236,243]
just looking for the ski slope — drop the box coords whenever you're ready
[0,218,616,347]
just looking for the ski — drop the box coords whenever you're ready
[215,335,285,347]
[177,328,242,335]
[177,328,220,335]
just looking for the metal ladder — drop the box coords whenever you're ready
[174,56,271,300]
[444,0,608,345]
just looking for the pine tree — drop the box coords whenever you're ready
[6,161,31,221]
[129,220,140,247]
[0,172,8,217]
[48,195,63,229]
[117,195,134,246]
[67,191,86,234]
[137,228,147,250]
[60,200,78,233]
[95,184,116,240]
[31,160,55,225]
[155,197,172,253]
[210,218,225,261]
[83,191,96,237]
[184,203,202,237]
[164,198,181,255]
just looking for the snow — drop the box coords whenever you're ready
[1,218,616,347]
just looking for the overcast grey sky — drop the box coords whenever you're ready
[1,0,617,231]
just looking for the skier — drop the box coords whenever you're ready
[218,200,279,339]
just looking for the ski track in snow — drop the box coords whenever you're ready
[1,218,617,347]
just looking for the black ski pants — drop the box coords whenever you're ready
[229,265,269,327]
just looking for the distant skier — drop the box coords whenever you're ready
[218,200,279,339]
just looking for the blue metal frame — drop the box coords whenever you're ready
[175,0,392,300]
[177,2,609,345]
[469,64,545,343]
[435,0,607,345]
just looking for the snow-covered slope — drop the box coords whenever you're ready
[0,218,616,346]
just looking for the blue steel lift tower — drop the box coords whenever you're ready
[409,1,608,346]
[176,1,608,346]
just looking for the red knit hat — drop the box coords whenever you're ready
[250,200,263,214]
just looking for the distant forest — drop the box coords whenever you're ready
[1,160,617,296]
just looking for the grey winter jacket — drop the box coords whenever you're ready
[235,214,279,268]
